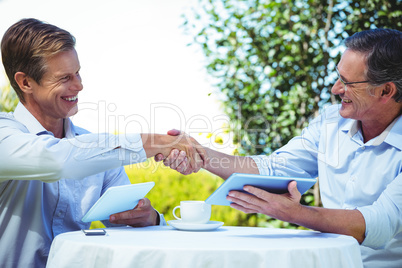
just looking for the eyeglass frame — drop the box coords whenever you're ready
[336,67,369,90]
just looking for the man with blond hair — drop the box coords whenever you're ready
[0,18,204,267]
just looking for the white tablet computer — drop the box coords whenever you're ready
[82,182,155,222]
[205,173,316,206]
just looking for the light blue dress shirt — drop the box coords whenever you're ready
[0,103,166,268]
[251,104,402,268]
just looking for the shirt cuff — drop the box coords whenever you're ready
[72,133,147,165]
[158,213,167,226]
[117,134,147,165]
[249,155,269,175]
[357,206,389,249]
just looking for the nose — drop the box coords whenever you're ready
[71,73,83,92]
[331,79,345,95]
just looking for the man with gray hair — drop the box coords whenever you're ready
[159,28,402,268]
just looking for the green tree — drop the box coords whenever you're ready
[0,81,18,112]
[182,0,401,227]
[183,0,401,155]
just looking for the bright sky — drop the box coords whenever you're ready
[0,0,235,152]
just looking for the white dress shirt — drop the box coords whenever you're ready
[251,104,402,268]
[0,103,165,268]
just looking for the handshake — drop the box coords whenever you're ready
[143,129,209,175]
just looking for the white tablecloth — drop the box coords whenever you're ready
[46,226,363,268]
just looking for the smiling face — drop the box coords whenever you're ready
[331,49,382,122]
[23,49,83,130]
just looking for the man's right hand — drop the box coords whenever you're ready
[154,129,206,175]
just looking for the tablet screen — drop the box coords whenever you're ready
[82,182,155,222]
[205,173,316,206]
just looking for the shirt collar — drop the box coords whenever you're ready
[383,115,402,150]
[341,114,402,149]
[341,119,355,136]
[14,102,49,135]
[13,102,79,137]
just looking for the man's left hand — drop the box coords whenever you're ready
[226,181,302,223]
[109,198,159,227]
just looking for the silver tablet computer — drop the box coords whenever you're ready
[205,173,316,206]
[82,182,155,222]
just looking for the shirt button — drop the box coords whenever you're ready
[361,146,366,150]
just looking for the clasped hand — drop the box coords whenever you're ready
[155,129,207,174]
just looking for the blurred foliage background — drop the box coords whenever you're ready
[0,82,18,112]
[92,160,308,229]
[125,161,264,226]
[2,0,402,229]
[182,0,401,156]
[178,0,401,228]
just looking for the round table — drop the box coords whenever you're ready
[46,225,363,268]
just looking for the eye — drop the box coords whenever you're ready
[61,75,70,81]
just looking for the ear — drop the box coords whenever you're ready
[379,82,397,104]
[14,72,34,94]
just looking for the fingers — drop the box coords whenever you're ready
[242,186,271,200]
[177,147,203,175]
[230,202,259,214]
[182,135,206,172]
[109,198,157,227]
[227,183,303,223]
[176,157,190,174]
[156,130,208,175]
[172,151,187,170]
[161,132,206,174]
[161,149,191,174]
[154,153,164,162]
[163,149,185,169]
[134,198,148,209]
[162,149,178,166]
[226,189,263,213]
[110,210,150,227]
[288,181,300,197]
[167,129,181,136]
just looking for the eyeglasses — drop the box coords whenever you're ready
[336,67,369,91]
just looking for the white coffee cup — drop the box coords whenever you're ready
[172,201,211,224]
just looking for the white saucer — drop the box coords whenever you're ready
[168,220,224,231]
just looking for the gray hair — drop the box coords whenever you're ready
[345,28,402,102]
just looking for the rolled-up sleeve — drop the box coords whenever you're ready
[357,173,402,249]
